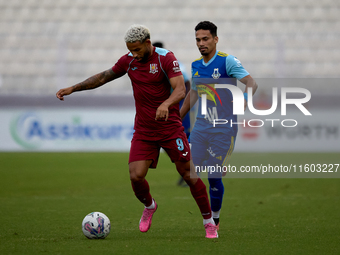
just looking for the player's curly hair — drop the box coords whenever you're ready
[124,24,151,43]
[195,21,217,37]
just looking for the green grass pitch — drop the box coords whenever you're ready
[0,152,339,255]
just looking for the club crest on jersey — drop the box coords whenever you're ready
[212,68,221,79]
[149,64,158,74]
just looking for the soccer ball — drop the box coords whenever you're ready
[82,212,111,239]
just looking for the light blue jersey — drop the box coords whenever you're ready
[191,51,249,135]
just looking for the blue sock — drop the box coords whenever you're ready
[208,177,224,212]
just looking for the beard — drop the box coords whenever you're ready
[199,47,209,56]
[138,48,151,62]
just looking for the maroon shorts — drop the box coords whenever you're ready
[129,129,191,168]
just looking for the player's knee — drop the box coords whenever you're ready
[181,170,191,181]
[129,172,145,183]
[129,168,145,183]
[175,165,190,182]
[180,169,200,187]
[128,160,150,182]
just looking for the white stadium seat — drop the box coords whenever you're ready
[0,0,339,95]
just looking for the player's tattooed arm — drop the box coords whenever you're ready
[56,68,119,101]
[72,69,118,92]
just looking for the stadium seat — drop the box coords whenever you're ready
[0,0,339,95]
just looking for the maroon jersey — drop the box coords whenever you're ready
[112,47,184,139]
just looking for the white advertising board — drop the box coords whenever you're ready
[0,108,339,152]
[0,108,135,151]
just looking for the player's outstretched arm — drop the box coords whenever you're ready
[56,68,118,101]
[239,74,258,109]
[180,89,198,120]
[155,75,186,121]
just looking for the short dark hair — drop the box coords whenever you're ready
[195,21,217,37]
[152,41,163,48]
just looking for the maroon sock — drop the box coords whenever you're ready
[131,179,153,207]
[190,178,212,219]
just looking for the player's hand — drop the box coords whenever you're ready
[155,103,169,121]
[56,87,73,101]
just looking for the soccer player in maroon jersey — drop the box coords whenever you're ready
[56,24,218,238]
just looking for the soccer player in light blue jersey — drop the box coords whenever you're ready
[180,21,258,230]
